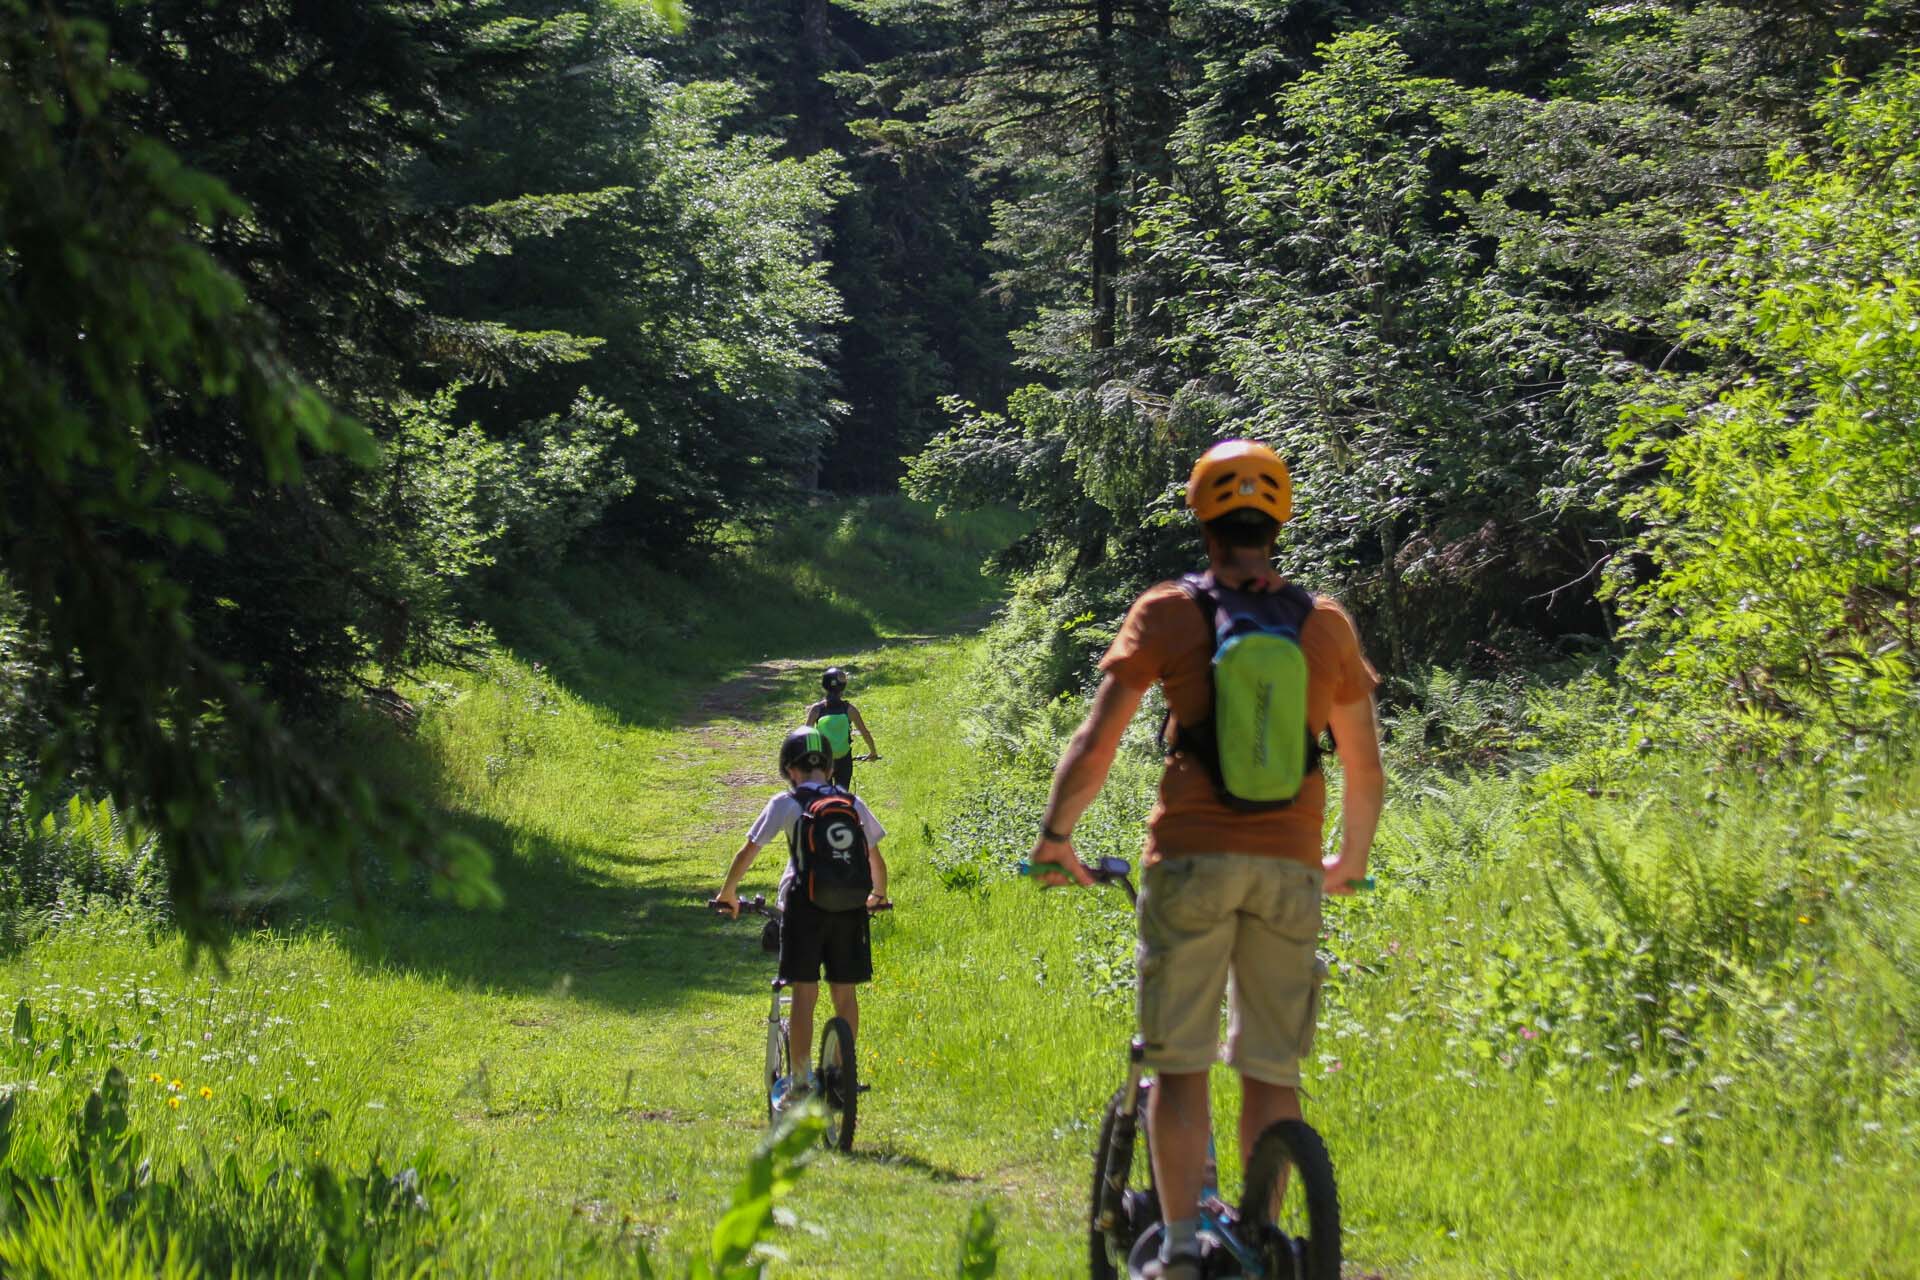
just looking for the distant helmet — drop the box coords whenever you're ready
[822,667,848,692]
[1186,440,1292,524]
[779,726,832,776]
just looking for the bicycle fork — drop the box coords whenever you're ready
[1097,1037,1151,1235]
[766,981,790,1096]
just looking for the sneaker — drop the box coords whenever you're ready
[1135,1250,1202,1280]
[771,1075,812,1117]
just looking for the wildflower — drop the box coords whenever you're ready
[167,1096,181,1110]
[1325,1059,1344,1074]
[1797,915,1812,925]
[199,1086,213,1100]
[169,1079,183,1092]
[1520,1027,1539,1041]
[148,1072,164,1084]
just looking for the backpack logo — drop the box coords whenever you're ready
[1252,680,1272,766]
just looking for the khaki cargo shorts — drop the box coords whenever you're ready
[1136,854,1325,1086]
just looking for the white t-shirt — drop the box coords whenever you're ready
[747,786,886,896]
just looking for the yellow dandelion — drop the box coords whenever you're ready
[167,1096,181,1110]
[1797,915,1812,925]
[148,1072,164,1084]
[169,1079,183,1092]
[199,1086,213,1100]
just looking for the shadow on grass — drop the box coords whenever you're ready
[843,1143,982,1185]
[326,809,788,1014]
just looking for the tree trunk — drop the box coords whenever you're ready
[1379,512,1407,674]
[1126,0,1176,340]
[1090,0,1119,355]
[797,0,833,157]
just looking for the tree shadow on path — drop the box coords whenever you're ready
[326,808,788,1016]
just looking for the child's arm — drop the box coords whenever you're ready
[866,840,889,903]
[715,841,763,916]
[805,701,821,727]
[849,704,879,757]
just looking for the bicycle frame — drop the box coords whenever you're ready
[1099,1037,1275,1278]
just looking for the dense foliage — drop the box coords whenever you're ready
[887,0,1920,746]
[0,0,890,938]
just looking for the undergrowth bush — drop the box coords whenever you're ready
[0,989,1005,1277]
[0,797,168,945]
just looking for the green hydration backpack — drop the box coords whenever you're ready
[1171,571,1322,810]
[815,698,853,760]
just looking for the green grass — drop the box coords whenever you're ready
[2,496,1916,1277]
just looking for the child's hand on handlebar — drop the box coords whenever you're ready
[1025,835,1094,888]
[711,889,741,918]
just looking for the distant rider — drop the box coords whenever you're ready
[715,726,889,1112]
[1029,440,1385,1280]
[806,667,879,791]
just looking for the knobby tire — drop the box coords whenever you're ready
[819,1016,857,1152]
[1239,1118,1341,1280]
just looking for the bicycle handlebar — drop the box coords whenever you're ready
[709,894,894,919]
[1017,858,1375,893]
[1016,856,1135,884]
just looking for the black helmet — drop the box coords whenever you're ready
[778,726,832,776]
[822,666,848,692]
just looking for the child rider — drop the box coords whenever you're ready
[806,667,879,790]
[714,726,889,1111]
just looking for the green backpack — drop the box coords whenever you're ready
[1171,572,1321,810]
[815,699,854,760]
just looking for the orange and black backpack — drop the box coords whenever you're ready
[787,783,872,911]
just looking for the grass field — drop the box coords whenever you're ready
[3,497,1916,1277]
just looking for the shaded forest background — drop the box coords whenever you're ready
[4,0,1919,933]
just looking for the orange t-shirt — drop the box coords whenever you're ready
[1099,576,1380,867]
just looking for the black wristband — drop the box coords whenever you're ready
[1040,824,1072,843]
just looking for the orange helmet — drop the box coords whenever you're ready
[1185,440,1292,524]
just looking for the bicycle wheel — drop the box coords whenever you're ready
[1239,1119,1341,1280]
[1088,1082,1159,1280]
[817,1016,858,1152]
[765,1006,790,1123]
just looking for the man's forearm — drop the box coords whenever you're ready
[1041,737,1115,835]
[1337,769,1384,864]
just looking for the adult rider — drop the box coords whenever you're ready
[1027,440,1386,1280]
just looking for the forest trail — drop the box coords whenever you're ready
[599,602,1097,1272]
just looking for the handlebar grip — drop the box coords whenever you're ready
[1351,875,1376,892]
[869,899,894,913]
[1017,856,1134,882]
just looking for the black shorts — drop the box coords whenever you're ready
[777,890,872,985]
[832,754,853,790]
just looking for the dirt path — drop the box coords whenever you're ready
[683,601,1001,733]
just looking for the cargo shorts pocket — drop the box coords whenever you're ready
[1138,857,1215,940]
[1298,955,1329,1059]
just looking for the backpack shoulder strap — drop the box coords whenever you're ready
[1272,581,1316,629]
[1174,572,1219,650]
